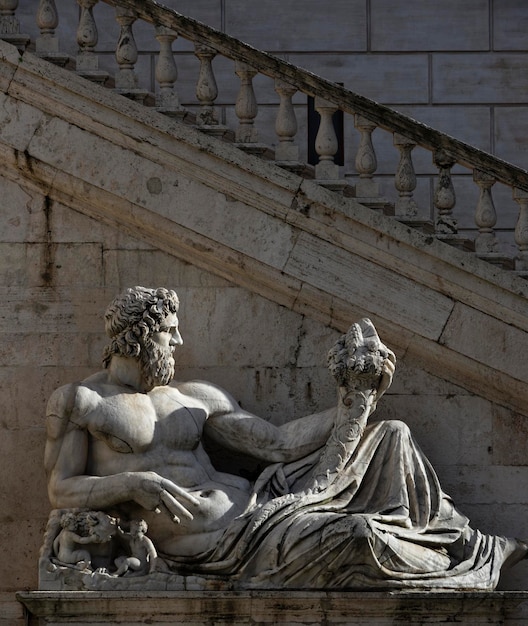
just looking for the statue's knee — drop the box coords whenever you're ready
[351,516,373,541]
[384,419,411,437]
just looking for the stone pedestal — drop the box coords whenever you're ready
[16,590,528,625]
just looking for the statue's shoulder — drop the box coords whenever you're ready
[46,372,108,421]
[47,382,81,419]
[173,379,237,413]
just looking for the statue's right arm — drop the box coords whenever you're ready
[45,383,137,510]
[45,384,199,521]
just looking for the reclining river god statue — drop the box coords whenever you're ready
[40,286,527,590]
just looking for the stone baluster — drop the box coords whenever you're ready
[512,187,528,276]
[76,0,108,84]
[473,169,499,257]
[0,0,29,51]
[274,79,301,170]
[194,43,226,136]
[393,134,418,218]
[433,149,458,238]
[114,7,147,102]
[36,0,69,65]
[354,115,379,197]
[314,96,345,192]
[234,61,263,153]
[314,97,338,175]
[155,26,184,118]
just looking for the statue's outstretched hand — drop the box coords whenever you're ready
[376,352,396,400]
[133,472,200,523]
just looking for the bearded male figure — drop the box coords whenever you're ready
[43,286,527,590]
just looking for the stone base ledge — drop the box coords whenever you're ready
[16,590,528,625]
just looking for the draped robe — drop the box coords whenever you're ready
[168,420,514,590]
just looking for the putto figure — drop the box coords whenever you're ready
[43,286,527,589]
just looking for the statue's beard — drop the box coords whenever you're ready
[139,338,175,390]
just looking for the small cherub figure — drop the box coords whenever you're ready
[52,511,118,572]
[114,519,158,576]
[53,512,98,570]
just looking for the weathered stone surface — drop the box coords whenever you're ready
[492,408,528,467]
[284,230,455,340]
[0,93,44,152]
[288,53,430,104]
[370,0,489,51]
[493,0,528,51]
[378,394,494,468]
[16,590,528,625]
[0,180,48,243]
[433,54,528,104]
[225,0,367,52]
[0,593,25,626]
[391,106,492,165]
[495,107,528,170]
[440,303,528,383]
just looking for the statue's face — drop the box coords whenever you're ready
[130,520,147,536]
[138,311,181,389]
[150,311,183,351]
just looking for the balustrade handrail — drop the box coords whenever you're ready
[105,0,528,193]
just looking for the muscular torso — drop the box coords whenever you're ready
[74,372,252,556]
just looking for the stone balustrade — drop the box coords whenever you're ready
[8,0,528,277]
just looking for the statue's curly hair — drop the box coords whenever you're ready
[102,286,179,368]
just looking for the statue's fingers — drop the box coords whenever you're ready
[160,490,194,522]
[377,371,393,397]
[161,480,200,506]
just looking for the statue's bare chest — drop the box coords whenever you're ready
[82,385,206,455]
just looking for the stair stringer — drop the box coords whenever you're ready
[1,41,527,416]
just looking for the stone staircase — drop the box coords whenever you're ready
[9,0,528,266]
[2,0,528,418]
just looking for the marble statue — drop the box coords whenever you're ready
[40,286,527,590]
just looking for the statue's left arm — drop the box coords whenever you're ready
[182,380,335,463]
[183,337,395,464]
